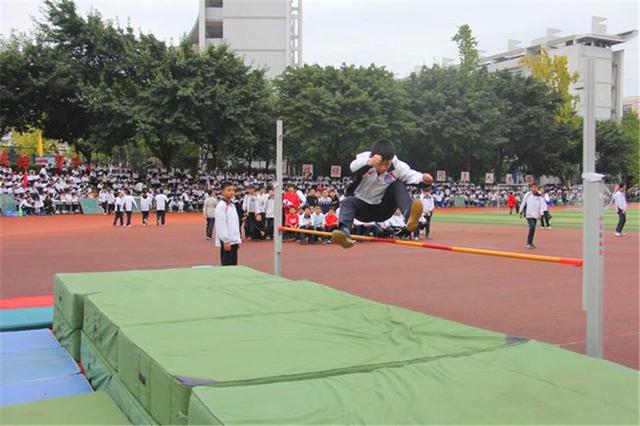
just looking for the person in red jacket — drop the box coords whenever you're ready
[323,208,339,244]
[323,208,338,231]
[284,207,300,241]
[507,192,517,215]
[283,186,301,210]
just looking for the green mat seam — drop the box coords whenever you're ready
[196,338,530,388]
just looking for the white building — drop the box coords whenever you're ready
[188,0,302,79]
[479,17,637,121]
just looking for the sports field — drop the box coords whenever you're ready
[1,205,638,369]
[437,206,639,231]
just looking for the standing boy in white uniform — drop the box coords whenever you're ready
[203,190,218,240]
[123,191,137,227]
[155,190,168,226]
[519,183,545,249]
[214,182,241,266]
[612,183,628,236]
[140,192,153,226]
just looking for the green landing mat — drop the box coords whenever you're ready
[0,194,17,215]
[0,391,130,425]
[83,280,367,372]
[51,307,81,361]
[54,266,281,328]
[189,340,639,425]
[79,198,104,214]
[52,266,286,357]
[81,331,158,425]
[116,304,511,425]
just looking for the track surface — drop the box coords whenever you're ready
[1,211,637,368]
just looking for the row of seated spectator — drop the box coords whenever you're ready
[2,163,637,216]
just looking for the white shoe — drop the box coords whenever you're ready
[614,232,621,237]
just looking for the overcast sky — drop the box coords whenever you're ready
[1,0,638,95]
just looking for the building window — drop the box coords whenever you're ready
[206,22,223,38]
[206,0,222,7]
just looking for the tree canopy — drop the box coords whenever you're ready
[0,4,634,184]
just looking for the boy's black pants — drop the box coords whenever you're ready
[527,218,537,245]
[156,210,166,225]
[113,211,124,226]
[616,209,626,233]
[220,243,239,266]
[339,181,412,233]
[206,218,215,238]
[126,211,133,226]
[265,218,274,238]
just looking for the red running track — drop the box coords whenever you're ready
[0,213,637,368]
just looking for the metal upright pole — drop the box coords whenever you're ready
[274,120,284,276]
[581,58,604,357]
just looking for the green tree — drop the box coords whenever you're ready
[191,44,274,169]
[403,66,507,179]
[133,42,200,167]
[490,70,580,180]
[276,64,414,174]
[595,119,635,179]
[0,34,42,135]
[519,48,580,126]
[620,110,639,184]
[0,0,142,161]
[452,24,480,75]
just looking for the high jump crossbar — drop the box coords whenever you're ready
[278,226,583,267]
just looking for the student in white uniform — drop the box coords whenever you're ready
[98,189,108,214]
[122,191,137,227]
[113,191,125,227]
[539,187,551,229]
[202,190,218,240]
[214,182,241,266]
[415,188,435,240]
[612,183,628,236]
[265,190,275,239]
[332,140,433,248]
[139,192,153,226]
[154,190,169,226]
[519,183,545,249]
[106,190,115,214]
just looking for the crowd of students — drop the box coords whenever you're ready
[1,164,636,222]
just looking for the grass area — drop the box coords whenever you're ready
[434,207,639,232]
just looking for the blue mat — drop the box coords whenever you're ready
[0,329,58,353]
[1,347,81,384]
[0,374,92,406]
[0,307,54,332]
[0,329,93,406]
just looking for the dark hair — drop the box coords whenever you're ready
[221,182,234,190]
[370,139,395,161]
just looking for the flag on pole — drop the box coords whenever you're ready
[37,130,44,158]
